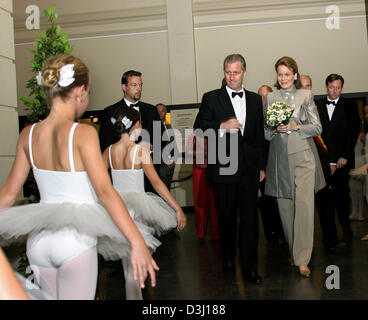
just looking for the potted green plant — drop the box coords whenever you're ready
[21,5,73,123]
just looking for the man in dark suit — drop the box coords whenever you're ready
[315,74,361,240]
[194,54,266,285]
[98,70,161,192]
[301,75,340,250]
[99,70,160,153]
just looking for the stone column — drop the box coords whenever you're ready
[166,0,198,104]
[0,0,21,196]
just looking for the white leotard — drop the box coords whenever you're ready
[26,123,97,268]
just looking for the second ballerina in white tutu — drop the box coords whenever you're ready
[102,106,187,300]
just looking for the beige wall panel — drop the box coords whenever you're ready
[0,0,12,12]
[16,32,172,115]
[0,57,17,107]
[0,158,14,188]
[0,8,15,59]
[14,0,165,15]
[193,0,365,27]
[0,107,19,156]
[195,17,368,99]
[14,1,167,43]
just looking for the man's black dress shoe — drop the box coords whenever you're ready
[326,241,347,252]
[242,271,263,285]
[222,259,235,273]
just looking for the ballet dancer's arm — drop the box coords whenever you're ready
[0,127,31,209]
[76,124,159,288]
[102,147,110,169]
[139,147,187,232]
[0,247,29,300]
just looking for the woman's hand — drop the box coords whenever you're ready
[276,123,299,133]
[176,209,187,232]
[130,240,159,289]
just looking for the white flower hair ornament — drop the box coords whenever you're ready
[58,64,75,87]
[121,116,133,129]
[35,64,75,87]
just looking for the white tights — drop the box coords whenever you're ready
[122,257,142,300]
[26,229,98,300]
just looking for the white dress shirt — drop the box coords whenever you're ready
[219,86,246,137]
[326,97,339,120]
[124,98,139,111]
[226,86,246,134]
[327,96,340,165]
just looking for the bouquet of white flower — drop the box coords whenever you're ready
[264,101,294,129]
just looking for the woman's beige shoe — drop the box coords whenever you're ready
[299,265,311,277]
[361,234,368,241]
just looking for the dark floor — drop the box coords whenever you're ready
[95,207,368,300]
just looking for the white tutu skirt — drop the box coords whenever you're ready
[118,191,177,236]
[15,272,55,300]
[0,202,161,261]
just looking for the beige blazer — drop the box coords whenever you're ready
[264,87,326,199]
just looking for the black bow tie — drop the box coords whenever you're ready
[130,101,140,108]
[327,100,336,106]
[232,91,244,98]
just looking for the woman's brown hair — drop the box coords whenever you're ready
[274,56,301,89]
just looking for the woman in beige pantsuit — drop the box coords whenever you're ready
[264,56,325,277]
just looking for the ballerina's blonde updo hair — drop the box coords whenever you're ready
[40,54,89,106]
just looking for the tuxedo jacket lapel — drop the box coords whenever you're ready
[219,87,236,120]
[330,100,344,124]
[244,89,252,126]
[318,99,330,125]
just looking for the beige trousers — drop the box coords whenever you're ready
[277,149,315,266]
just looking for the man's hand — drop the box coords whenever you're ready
[260,170,266,182]
[220,118,243,133]
[330,164,337,175]
[167,161,175,170]
[337,157,347,169]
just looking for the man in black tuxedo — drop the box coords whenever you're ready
[301,75,340,250]
[194,54,266,285]
[98,70,161,192]
[315,74,361,240]
[99,70,160,153]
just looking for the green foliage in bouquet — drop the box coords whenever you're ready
[21,5,73,123]
[264,101,294,129]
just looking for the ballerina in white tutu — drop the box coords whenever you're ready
[0,54,158,300]
[102,106,186,300]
